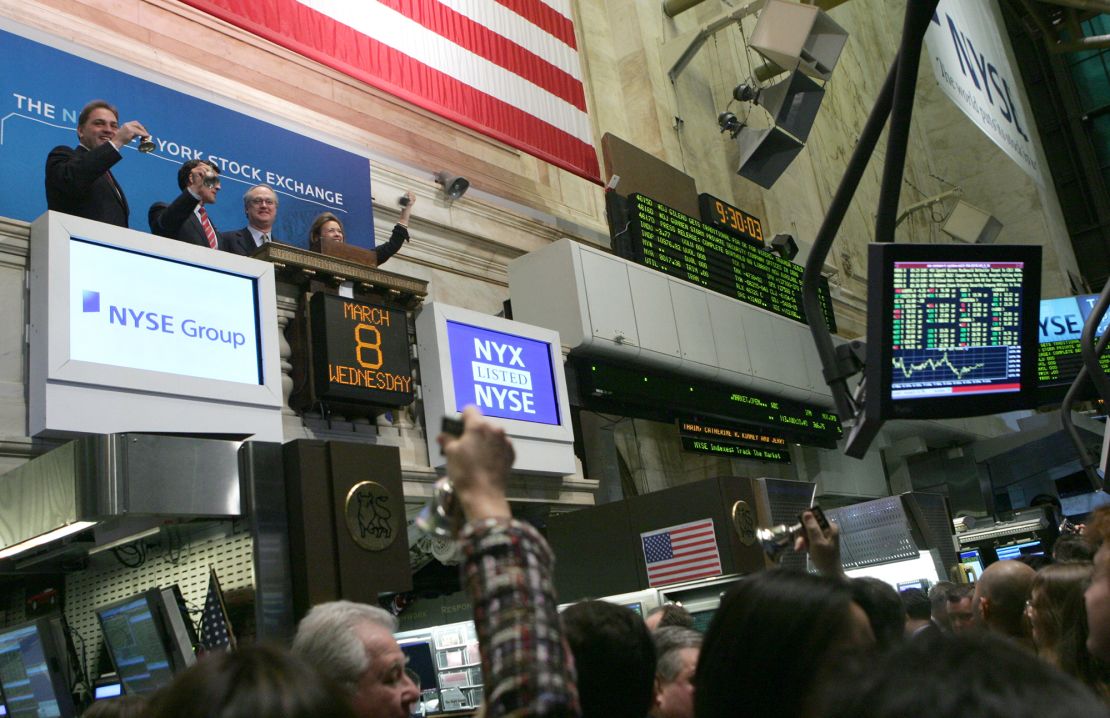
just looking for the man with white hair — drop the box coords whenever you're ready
[650,626,701,718]
[292,601,419,718]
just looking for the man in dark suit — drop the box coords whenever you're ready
[149,159,224,249]
[220,184,278,256]
[901,588,942,640]
[45,99,149,227]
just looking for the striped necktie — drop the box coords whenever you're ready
[197,205,218,249]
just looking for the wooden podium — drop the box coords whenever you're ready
[283,440,412,620]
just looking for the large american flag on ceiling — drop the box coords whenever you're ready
[181,0,599,181]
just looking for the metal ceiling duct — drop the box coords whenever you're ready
[0,434,244,563]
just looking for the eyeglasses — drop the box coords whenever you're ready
[248,198,276,206]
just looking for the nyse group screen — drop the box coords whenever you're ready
[68,239,262,384]
[445,320,560,425]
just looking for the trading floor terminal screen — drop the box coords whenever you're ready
[889,259,1026,400]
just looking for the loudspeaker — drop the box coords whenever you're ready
[759,70,826,142]
[749,0,849,82]
[435,172,470,200]
[942,200,1003,244]
[736,125,805,189]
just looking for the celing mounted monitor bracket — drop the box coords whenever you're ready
[799,0,941,458]
[661,1,764,82]
[1059,275,1110,492]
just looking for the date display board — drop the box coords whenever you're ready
[678,417,791,464]
[621,193,836,332]
[310,293,414,406]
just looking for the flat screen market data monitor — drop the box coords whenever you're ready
[0,618,77,718]
[994,539,1045,562]
[96,587,197,695]
[866,243,1042,421]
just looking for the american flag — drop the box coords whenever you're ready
[641,518,722,588]
[179,0,599,181]
[198,567,236,653]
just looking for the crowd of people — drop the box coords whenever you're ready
[45,100,1110,718]
[45,99,415,266]
[78,405,1110,718]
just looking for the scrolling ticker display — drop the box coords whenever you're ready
[678,417,792,463]
[620,193,836,332]
[575,359,841,449]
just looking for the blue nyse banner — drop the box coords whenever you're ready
[0,28,374,248]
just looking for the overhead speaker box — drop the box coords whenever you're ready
[736,125,805,189]
[759,70,826,142]
[749,0,848,82]
[942,200,1003,244]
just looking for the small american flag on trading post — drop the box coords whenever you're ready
[641,518,722,588]
[198,567,236,653]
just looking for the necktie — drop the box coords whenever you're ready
[105,169,124,204]
[261,233,270,244]
[198,206,218,249]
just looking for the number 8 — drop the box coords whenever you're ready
[355,323,382,369]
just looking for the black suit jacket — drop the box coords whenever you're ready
[45,144,129,227]
[219,226,265,256]
[149,190,222,249]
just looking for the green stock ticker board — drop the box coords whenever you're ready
[621,193,837,332]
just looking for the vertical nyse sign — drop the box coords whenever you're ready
[925,1,1043,186]
[309,294,414,407]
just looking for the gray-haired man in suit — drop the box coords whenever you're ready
[221,184,279,256]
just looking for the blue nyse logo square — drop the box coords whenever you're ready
[82,290,100,313]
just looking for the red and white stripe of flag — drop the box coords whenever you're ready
[642,518,723,588]
[180,0,599,181]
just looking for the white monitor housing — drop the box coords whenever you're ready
[416,302,575,476]
[29,211,283,441]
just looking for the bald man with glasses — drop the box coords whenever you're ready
[221,184,280,256]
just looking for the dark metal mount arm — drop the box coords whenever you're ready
[1062,275,1110,491]
[801,0,941,457]
[1080,276,1110,405]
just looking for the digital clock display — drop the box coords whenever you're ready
[310,293,414,406]
[621,194,836,331]
[698,193,764,249]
